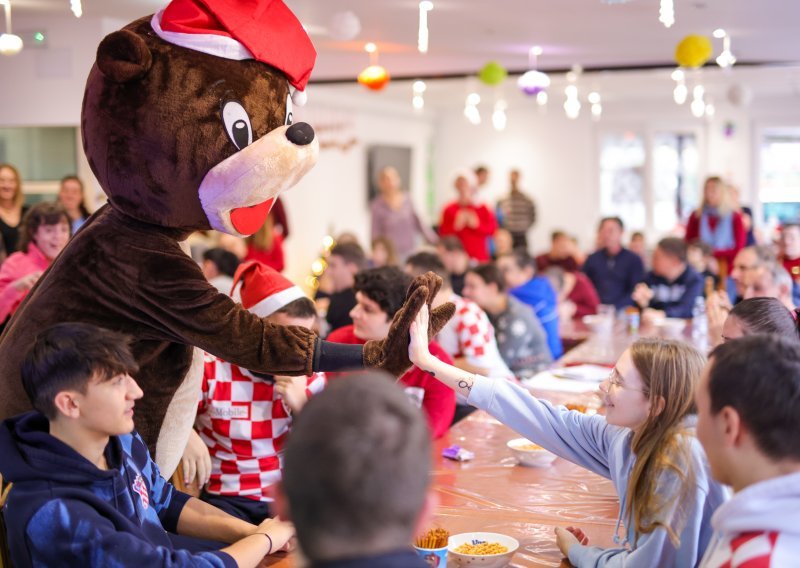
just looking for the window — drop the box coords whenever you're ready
[759,130,800,224]
[599,132,645,231]
[652,132,699,232]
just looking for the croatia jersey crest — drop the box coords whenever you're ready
[132,474,149,509]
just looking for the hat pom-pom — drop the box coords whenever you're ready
[291,88,308,107]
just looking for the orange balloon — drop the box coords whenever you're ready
[357,65,390,91]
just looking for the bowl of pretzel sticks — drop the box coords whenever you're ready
[447,532,519,567]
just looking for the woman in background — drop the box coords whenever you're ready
[684,176,746,273]
[370,166,437,262]
[57,175,92,233]
[0,164,27,259]
[0,202,71,328]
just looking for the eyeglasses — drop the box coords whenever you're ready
[603,370,645,393]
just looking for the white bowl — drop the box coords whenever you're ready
[448,532,519,568]
[506,438,558,467]
[655,317,686,336]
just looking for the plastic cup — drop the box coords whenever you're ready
[413,544,448,567]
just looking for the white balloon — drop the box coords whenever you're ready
[727,84,754,107]
[329,11,361,41]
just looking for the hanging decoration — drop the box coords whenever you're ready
[588,92,602,121]
[70,0,82,18]
[0,0,23,56]
[478,61,507,86]
[357,43,390,91]
[418,1,433,53]
[328,11,361,41]
[463,92,481,125]
[671,68,688,105]
[492,100,507,131]
[713,29,737,68]
[518,46,550,96]
[563,66,582,120]
[675,34,713,68]
[412,80,426,111]
[659,0,675,28]
[690,85,706,118]
[536,91,548,107]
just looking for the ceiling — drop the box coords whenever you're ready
[8,0,800,83]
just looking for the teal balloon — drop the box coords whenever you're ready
[479,61,507,86]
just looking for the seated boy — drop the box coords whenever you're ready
[632,237,703,320]
[696,334,800,566]
[185,261,326,524]
[0,322,292,567]
[276,373,435,568]
[326,266,455,438]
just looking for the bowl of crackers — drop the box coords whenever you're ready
[447,532,519,567]
[507,438,558,467]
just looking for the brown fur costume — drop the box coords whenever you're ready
[0,13,453,475]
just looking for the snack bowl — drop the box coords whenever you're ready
[448,532,519,567]
[506,438,558,467]
[655,317,687,337]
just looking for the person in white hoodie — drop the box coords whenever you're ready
[408,305,728,567]
[696,334,800,567]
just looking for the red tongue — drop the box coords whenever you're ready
[230,198,275,235]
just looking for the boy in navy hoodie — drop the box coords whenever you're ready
[0,322,293,568]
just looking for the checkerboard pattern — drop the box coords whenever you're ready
[196,353,325,502]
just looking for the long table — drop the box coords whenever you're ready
[265,319,708,567]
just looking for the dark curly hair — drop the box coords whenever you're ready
[354,266,412,320]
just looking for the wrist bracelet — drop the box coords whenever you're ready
[260,532,273,555]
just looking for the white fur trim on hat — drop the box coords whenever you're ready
[151,10,254,61]
[290,87,307,107]
[248,285,307,318]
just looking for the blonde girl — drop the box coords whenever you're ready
[409,305,727,567]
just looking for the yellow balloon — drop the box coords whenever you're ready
[675,35,713,68]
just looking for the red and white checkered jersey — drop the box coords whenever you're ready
[436,294,514,381]
[196,353,326,502]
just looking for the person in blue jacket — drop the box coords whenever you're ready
[408,305,728,567]
[0,322,293,568]
[496,250,563,359]
[632,237,704,320]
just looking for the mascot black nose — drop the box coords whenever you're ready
[286,122,315,146]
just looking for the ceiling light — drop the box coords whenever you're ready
[588,91,601,105]
[412,95,424,110]
[712,28,726,39]
[518,70,550,96]
[464,103,481,125]
[492,101,507,131]
[670,68,684,82]
[466,92,480,106]
[70,0,82,18]
[659,0,675,28]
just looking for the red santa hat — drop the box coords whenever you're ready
[151,0,315,105]
[231,261,307,318]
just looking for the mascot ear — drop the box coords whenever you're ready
[97,30,152,83]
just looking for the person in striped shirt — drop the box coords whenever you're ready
[183,261,326,524]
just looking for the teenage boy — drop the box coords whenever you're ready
[326,266,455,438]
[437,235,471,296]
[461,263,552,377]
[0,322,293,567]
[696,334,800,567]
[184,261,326,524]
[277,374,434,568]
[496,250,563,359]
[324,242,367,333]
[632,237,703,320]
[582,216,645,310]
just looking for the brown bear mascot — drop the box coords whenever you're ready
[0,0,453,476]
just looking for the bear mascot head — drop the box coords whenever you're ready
[0,0,453,475]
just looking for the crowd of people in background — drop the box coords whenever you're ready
[2,159,800,567]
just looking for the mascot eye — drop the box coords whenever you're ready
[285,93,293,126]
[221,100,253,150]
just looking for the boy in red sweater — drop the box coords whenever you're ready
[327,266,455,438]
